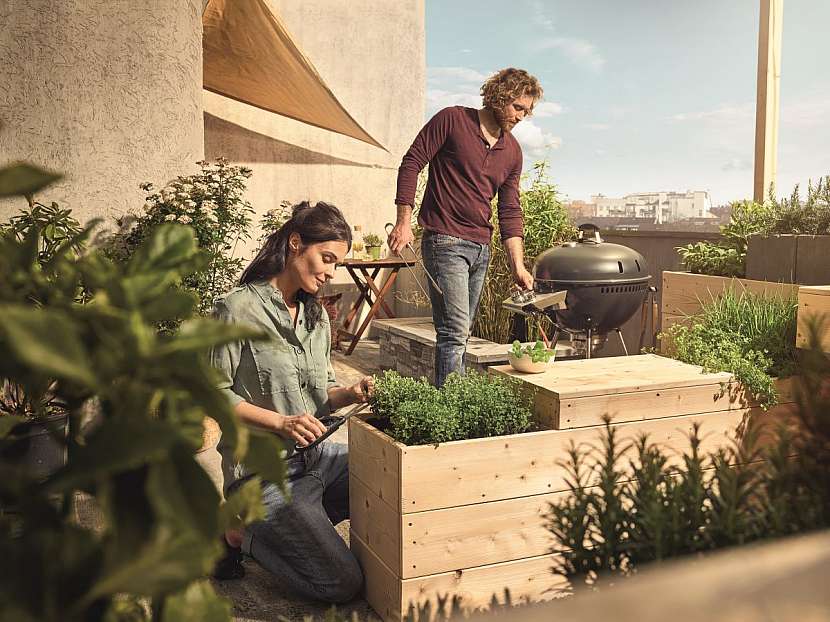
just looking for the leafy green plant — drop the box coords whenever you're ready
[362,233,382,247]
[473,161,577,343]
[0,159,286,621]
[257,200,293,246]
[676,200,773,277]
[767,176,830,235]
[369,370,532,445]
[661,288,797,408]
[102,157,255,323]
[511,340,554,363]
[0,201,85,267]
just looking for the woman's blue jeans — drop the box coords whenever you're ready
[421,231,490,387]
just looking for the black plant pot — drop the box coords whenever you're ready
[1,412,68,479]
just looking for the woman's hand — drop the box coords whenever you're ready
[350,376,375,404]
[276,413,327,446]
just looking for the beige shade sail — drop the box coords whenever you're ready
[202,0,386,151]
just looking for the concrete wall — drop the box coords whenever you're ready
[203,0,426,289]
[0,0,204,225]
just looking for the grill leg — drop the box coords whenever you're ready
[586,327,593,359]
[615,328,629,356]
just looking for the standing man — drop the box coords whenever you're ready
[389,67,543,386]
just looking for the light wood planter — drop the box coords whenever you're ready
[349,354,795,621]
[797,285,830,352]
[660,271,800,335]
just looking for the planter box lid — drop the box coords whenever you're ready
[491,353,732,399]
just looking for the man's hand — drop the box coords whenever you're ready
[277,413,327,446]
[513,266,534,291]
[387,221,414,255]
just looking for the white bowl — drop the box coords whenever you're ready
[508,351,555,374]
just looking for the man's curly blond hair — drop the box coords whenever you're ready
[480,68,543,115]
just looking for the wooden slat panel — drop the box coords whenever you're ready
[350,531,403,622]
[797,287,830,351]
[661,271,799,334]
[350,474,402,576]
[401,491,565,578]
[400,553,567,617]
[399,409,755,513]
[349,417,402,511]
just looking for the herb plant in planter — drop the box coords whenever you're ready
[363,232,383,260]
[660,288,798,408]
[509,340,555,373]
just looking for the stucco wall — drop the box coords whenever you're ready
[0,0,204,225]
[203,0,426,283]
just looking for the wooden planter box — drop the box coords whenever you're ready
[797,285,830,352]
[349,354,795,621]
[660,271,800,335]
[746,234,830,285]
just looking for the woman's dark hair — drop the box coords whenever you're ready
[240,201,352,330]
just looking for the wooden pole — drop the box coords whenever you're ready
[753,0,784,203]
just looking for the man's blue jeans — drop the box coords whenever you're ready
[421,231,490,387]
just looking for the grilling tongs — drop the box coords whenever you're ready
[384,222,443,297]
[293,402,370,455]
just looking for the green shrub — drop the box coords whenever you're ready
[473,161,577,343]
[661,288,798,408]
[370,370,532,445]
[768,176,830,235]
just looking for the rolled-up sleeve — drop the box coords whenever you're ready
[497,153,524,241]
[209,299,246,409]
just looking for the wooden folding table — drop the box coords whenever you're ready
[338,257,417,355]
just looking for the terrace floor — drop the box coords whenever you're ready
[209,340,382,622]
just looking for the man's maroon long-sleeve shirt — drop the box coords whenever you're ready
[395,106,524,245]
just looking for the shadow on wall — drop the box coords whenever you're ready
[204,113,389,169]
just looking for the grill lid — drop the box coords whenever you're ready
[533,225,651,285]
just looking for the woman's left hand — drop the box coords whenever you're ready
[351,376,374,403]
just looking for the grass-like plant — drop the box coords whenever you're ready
[369,370,532,445]
[661,288,798,408]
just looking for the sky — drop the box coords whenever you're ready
[424,0,830,205]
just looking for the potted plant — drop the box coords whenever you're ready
[0,199,86,478]
[363,232,383,260]
[508,339,556,373]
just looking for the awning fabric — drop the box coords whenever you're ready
[202,0,386,151]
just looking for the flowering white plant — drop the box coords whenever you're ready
[105,157,255,324]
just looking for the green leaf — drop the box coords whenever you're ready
[46,418,180,492]
[161,581,232,622]
[219,476,266,531]
[146,445,221,540]
[0,305,96,387]
[155,318,266,358]
[244,431,287,492]
[0,162,62,197]
[126,224,201,277]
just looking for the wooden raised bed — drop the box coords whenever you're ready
[660,271,800,334]
[349,354,795,621]
[797,285,830,353]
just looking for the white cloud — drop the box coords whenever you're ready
[427,66,489,85]
[670,102,754,123]
[782,90,830,128]
[584,122,610,131]
[533,101,564,117]
[722,158,753,172]
[459,48,472,54]
[535,37,605,72]
[426,89,480,114]
[595,148,608,156]
[512,120,562,157]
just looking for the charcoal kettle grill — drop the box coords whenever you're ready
[529,224,654,358]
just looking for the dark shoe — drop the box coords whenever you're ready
[212,538,245,580]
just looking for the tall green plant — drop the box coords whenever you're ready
[473,161,577,343]
[104,157,255,322]
[661,288,798,408]
[0,161,286,621]
[768,176,830,235]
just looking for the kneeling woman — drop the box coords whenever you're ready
[210,201,372,603]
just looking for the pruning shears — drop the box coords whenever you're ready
[293,402,370,455]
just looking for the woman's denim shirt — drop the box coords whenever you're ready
[209,279,337,487]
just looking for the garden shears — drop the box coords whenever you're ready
[293,402,370,455]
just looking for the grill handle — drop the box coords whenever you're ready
[577,223,603,244]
